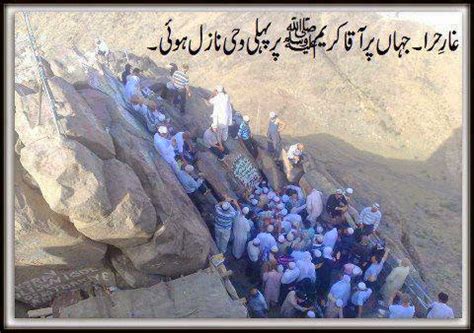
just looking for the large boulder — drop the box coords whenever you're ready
[19,137,157,249]
[255,146,288,191]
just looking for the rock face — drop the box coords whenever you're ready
[14,53,212,306]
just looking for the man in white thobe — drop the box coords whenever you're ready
[208,85,233,141]
[306,188,323,224]
[232,207,252,259]
[323,227,338,250]
[154,126,178,172]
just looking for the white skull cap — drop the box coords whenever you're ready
[276,203,285,210]
[282,195,290,202]
[271,245,278,253]
[278,235,286,242]
[345,187,353,194]
[336,299,344,307]
[266,224,274,233]
[253,238,261,245]
[313,249,322,257]
[316,226,324,234]
[273,196,281,203]
[336,188,343,194]
[243,115,250,122]
[242,207,250,214]
[288,261,296,269]
[216,85,224,92]
[279,209,288,216]
[184,165,194,173]
[158,113,166,121]
[158,126,168,134]
[347,227,354,235]
[251,199,258,206]
[373,202,380,209]
[358,282,367,290]
[222,201,231,210]
[269,112,277,119]
[353,266,362,275]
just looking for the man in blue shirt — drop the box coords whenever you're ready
[238,115,258,158]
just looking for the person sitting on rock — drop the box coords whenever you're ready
[175,164,208,209]
[154,126,178,172]
[342,187,360,228]
[203,124,229,161]
[172,131,196,164]
[287,143,305,166]
[238,115,258,158]
[125,68,143,102]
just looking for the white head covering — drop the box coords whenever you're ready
[262,187,269,194]
[353,266,362,276]
[251,199,258,206]
[266,224,274,233]
[267,192,276,200]
[279,209,288,217]
[278,235,286,243]
[323,247,333,259]
[252,238,261,246]
[276,203,285,210]
[242,207,250,215]
[358,282,367,290]
[158,113,166,122]
[271,245,278,253]
[281,194,290,203]
[221,201,231,210]
[286,232,295,241]
[313,249,322,258]
[316,226,324,234]
[158,126,168,134]
[347,227,354,235]
[373,202,380,209]
[216,85,224,93]
[336,299,344,307]
[315,234,324,243]
[243,115,250,122]
[288,262,296,269]
[273,196,281,203]
[269,112,277,119]
[336,188,343,194]
[255,188,262,195]
[342,275,351,283]
[306,311,316,318]
[249,194,255,200]
[345,187,353,195]
[211,123,218,129]
[277,265,284,273]
[184,165,194,173]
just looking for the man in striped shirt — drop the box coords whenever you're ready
[214,199,240,253]
[238,115,258,158]
[358,203,382,235]
[171,64,191,114]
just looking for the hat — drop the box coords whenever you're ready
[358,282,367,290]
[158,113,166,122]
[216,85,224,93]
[269,112,277,119]
[242,207,250,215]
[315,234,324,243]
[316,226,324,234]
[158,126,168,134]
[262,187,269,194]
[211,123,218,129]
[336,299,344,307]
[347,227,354,235]
[249,194,255,200]
[266,224,274,233]
[271,245,278,253]
[255,188,262,195]
[279,209,288,216]
[336,189,343,194]
[252,238,261,245]
[353,266,362,276]
[313,249,322,258]
[251,199,258,206]
[243,115,250,122]
[276,203,285,210]
[267,192,276,200]
[345,187,353,195]
[306,311,316,318]
[342,275,351,283]
[281,195,289,203]
[277,265,284,273]
[184,165,194,173]
[221,202,231,210]
[278,235,286,243]
[286,232,295,241]
[373,202,380,209]
[288,262,296,269]
[273,196,281,203]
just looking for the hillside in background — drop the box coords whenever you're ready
[15,11,463,313]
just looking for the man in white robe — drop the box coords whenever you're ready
[306,188,323,224]
[154,126,178,172]
[232,207,252,259]
[208,85,233,141]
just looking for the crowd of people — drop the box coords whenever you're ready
[115,55,455,320]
